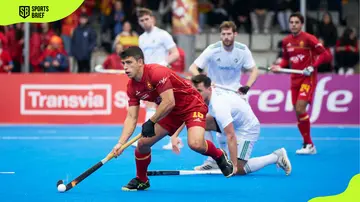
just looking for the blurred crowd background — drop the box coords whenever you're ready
[0,0,358,75]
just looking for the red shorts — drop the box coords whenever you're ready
[157,105,208,135]
[291,81,315,105]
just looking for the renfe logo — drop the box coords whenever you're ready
[20,84,112,115]
[247,76,355,123]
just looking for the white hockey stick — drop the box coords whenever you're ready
[212,83,239,94]
[0,171,15,174]
[94,65,125,74]
[259,66,314,75]
[147,169,222,176]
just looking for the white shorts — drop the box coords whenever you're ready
[237,139,255,160]
[216,133,256,161]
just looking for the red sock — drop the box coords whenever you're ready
[298,113,313,145]
[204,140,223,159]
[135,149,151,182]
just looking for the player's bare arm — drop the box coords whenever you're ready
[190,45,212,76]
[112,105,140,156]
[149,89,175,123]
[223,122,238,173]
[189,63,201,76]
[239,66,259,94]
[171,123,186,153]
[166,46,180,65]
[245,66,259,87]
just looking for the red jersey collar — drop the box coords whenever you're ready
[291,31,304,39]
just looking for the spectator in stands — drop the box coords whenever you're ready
[198,0,213,33]
[147,0,162,27]
[127,0,146,34]
[102,43,124,70]
[159,0,172,30]
[317,38,333,73]
[113,0,125,37]
[113,21,139,49]
[61,12,79,55]
[232,0,251,34]
[12,23,24,72]
[4,26,14,51]
[208,0,231,30]
[4,25,17,69]
[250,0,276,34]
[276,0,297,34]
[317,12,338,49]
[100,0,114,34]
[100,0,115,52]
[29,24,42,72]
[0,26,8,50]
[0,39,13,73]
[80,0,96,17]
[40,23,56,51]
[306,0,320,10]
[71,13,97,73]
[335,27,359,75]
[39,36,69,73]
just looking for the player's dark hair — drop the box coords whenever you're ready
[219,21,237,32]
[137,8,153,18]
[289,12,304,24]
[120,46,144,61]
[191,74,212,88]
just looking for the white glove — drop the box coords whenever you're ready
[303,66,314,76]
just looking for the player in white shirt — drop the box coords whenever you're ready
[137,8,179,66]
[188,21,259,170]
[189,21,259,93]
[132,8,182,149]
[172,75,292,176]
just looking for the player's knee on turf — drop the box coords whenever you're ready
[236,159,247,175]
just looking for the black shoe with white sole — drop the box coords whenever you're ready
[214,149,234,177]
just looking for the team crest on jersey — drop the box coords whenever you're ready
[299,41,304,47]
[146,81,153,90]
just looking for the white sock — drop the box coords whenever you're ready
[346,68,354,75]
[244,153,278,174]
[338,68,345,75]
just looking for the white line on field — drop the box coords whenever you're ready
[0,172,15,174]
[0,136,359,141]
